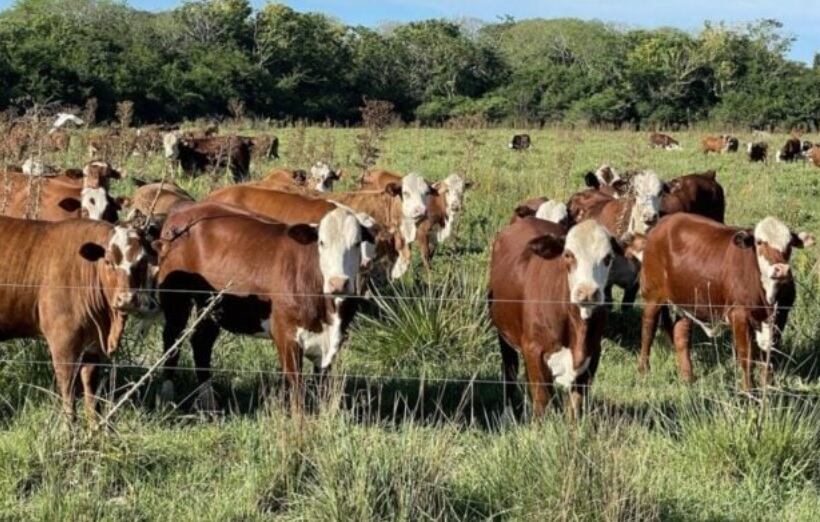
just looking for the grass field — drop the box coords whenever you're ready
[1,126,819,520]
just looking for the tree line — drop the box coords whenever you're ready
[1,0,818,130]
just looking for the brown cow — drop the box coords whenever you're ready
[639,213,813,389]
[0,217,158,420]
[489,218,620,417]
[255,162,342,193]
[155,202,372,409]
[126,179,194,221]
[649,133,681,150]
[660,171,725,223]
[701,135,739,154]
[163,133,251,182]
[806,145,820,167]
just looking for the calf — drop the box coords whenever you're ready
[777,138,803,162]
[489,219,619,417]
[256,162,342,193]
[155,203,371,409]
[702,135,738,154]
[0,217,158,420]
[163,133,251,182]
[661,170,725,223]
[639,213,812,389]
[509,134,531,151]
[649,133,681,150]
[747,142,768,162]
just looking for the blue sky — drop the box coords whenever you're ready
[2,0,817,63]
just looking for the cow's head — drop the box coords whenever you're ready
[802,140,814,155]
[528,220,619,320]
[734,217,814,304]
[78,187,122,222]
[314,207,374,296]
[80,226,160,318]
[400,173,434,222]
[629,171,664,234]
[534,200,569,227]
[83,160,122,189]
[309,162,342,192]
[433,173,472,217]
[585,165,628,197]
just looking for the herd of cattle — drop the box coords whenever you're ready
[0,122,815,422]
[649,132,820,165]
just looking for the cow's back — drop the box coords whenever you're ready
[206,186,335,224]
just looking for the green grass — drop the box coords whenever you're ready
[0,126,818,520]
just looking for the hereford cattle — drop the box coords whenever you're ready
[777,138,803,162]
[163,133,251,182]
[747,142,768,162]
[489,219,621,417]
[701,135,739,154]
[126,179,194,221]
[806,146,820,167]
[0,162,124,222]
[639,213,813,389]
[661,171,725,223]
[649,133,681,150]
[511,197,570,228]
[509,134,531,151]
[0,217,158,420]
[583,165,628,198]
[257,162,342,193]
[155,203,372,409]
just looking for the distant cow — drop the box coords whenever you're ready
[509,134,531,151]
[649,133,681,150]
[0,217,158,420]
[164,133,251,182]
[702,135,738,154]
[155,203,372,409]
[747,142,768,162]
[806,146,820,167]
[661,171,726,224]
[489,219,620,417]
[777,138,803,162]
[639,213,812,389]
[257,162,342,193]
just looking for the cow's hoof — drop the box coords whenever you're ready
[157,379,176,406]
[637,360,650,375]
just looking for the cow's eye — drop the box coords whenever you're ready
[319,241,325,248]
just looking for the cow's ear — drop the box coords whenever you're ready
[109,167,123,180]
[385,182,402,197]
[528,234,565,259]
[63,168,84,180]
[292,170,307,184]
[288,224,318,245]
[151,239,168,258]
[791,232,815,249]
[584,172,600,189]
[79,242,106,262]
[612,179,629,195]
[514,205,537,219]
[58,197,82,212]
[733,230,755,248]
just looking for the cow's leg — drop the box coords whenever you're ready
[159,292,194,403]
[672,317,695,383]
[49,348,78,422]
[417,221,434,270]
[730,310,754,391]
[498,334,520,413]
[521,342,551,418]
[274,321,304,414]
[190,318,220,412]
[639,302,662,374]
[80,353,101,425]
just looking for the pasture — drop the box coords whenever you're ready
[1,126,819,520]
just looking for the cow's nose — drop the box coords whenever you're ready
[327,276,349,295]
[772,264,791,280]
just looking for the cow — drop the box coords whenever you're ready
[126,179,195,222]
[509,134,531,151]
[649,133,681,150]
[359,170,471,268]
[806,146,820,167]
[163,133,251,182]
[777,138,803,162]
[256,162,342,193]
[582,165,628,198]
[489,218,621,418]
[702,135,739,154]
[250,135,280,160]
[660,171,725,223]
[0,217,158,421]
[0,161,124,222]
[511,197,570,228]
[801,140,814,154]
[639,213,813,389]
[154,203,372,410]
[747,142,768,162]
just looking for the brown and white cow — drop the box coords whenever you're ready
[256,162,342,193]
[155,202,372,409]
[0,217,158,420]
[649,133,681,150]
[583,165,628,198]
[639,213,813,389]
[747,142,768,162]
[806,145,820,167]
[489,218,620,417]
[163,133,251,182]
[702,135,739,154]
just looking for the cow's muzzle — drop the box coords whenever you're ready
[325,276,350,295]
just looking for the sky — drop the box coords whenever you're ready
[1,0,817,63]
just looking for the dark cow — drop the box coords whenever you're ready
[747,142,768,162]
[163,133,251,182]
[661,171,725,223]
[777,138,803,162]
[702,135,738,154]
[649,133,681,150]
[0,217,158,420]
[639,213,813,389]
[509,134,531,151]
[155,202,372,409]
[489,218,619,417]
